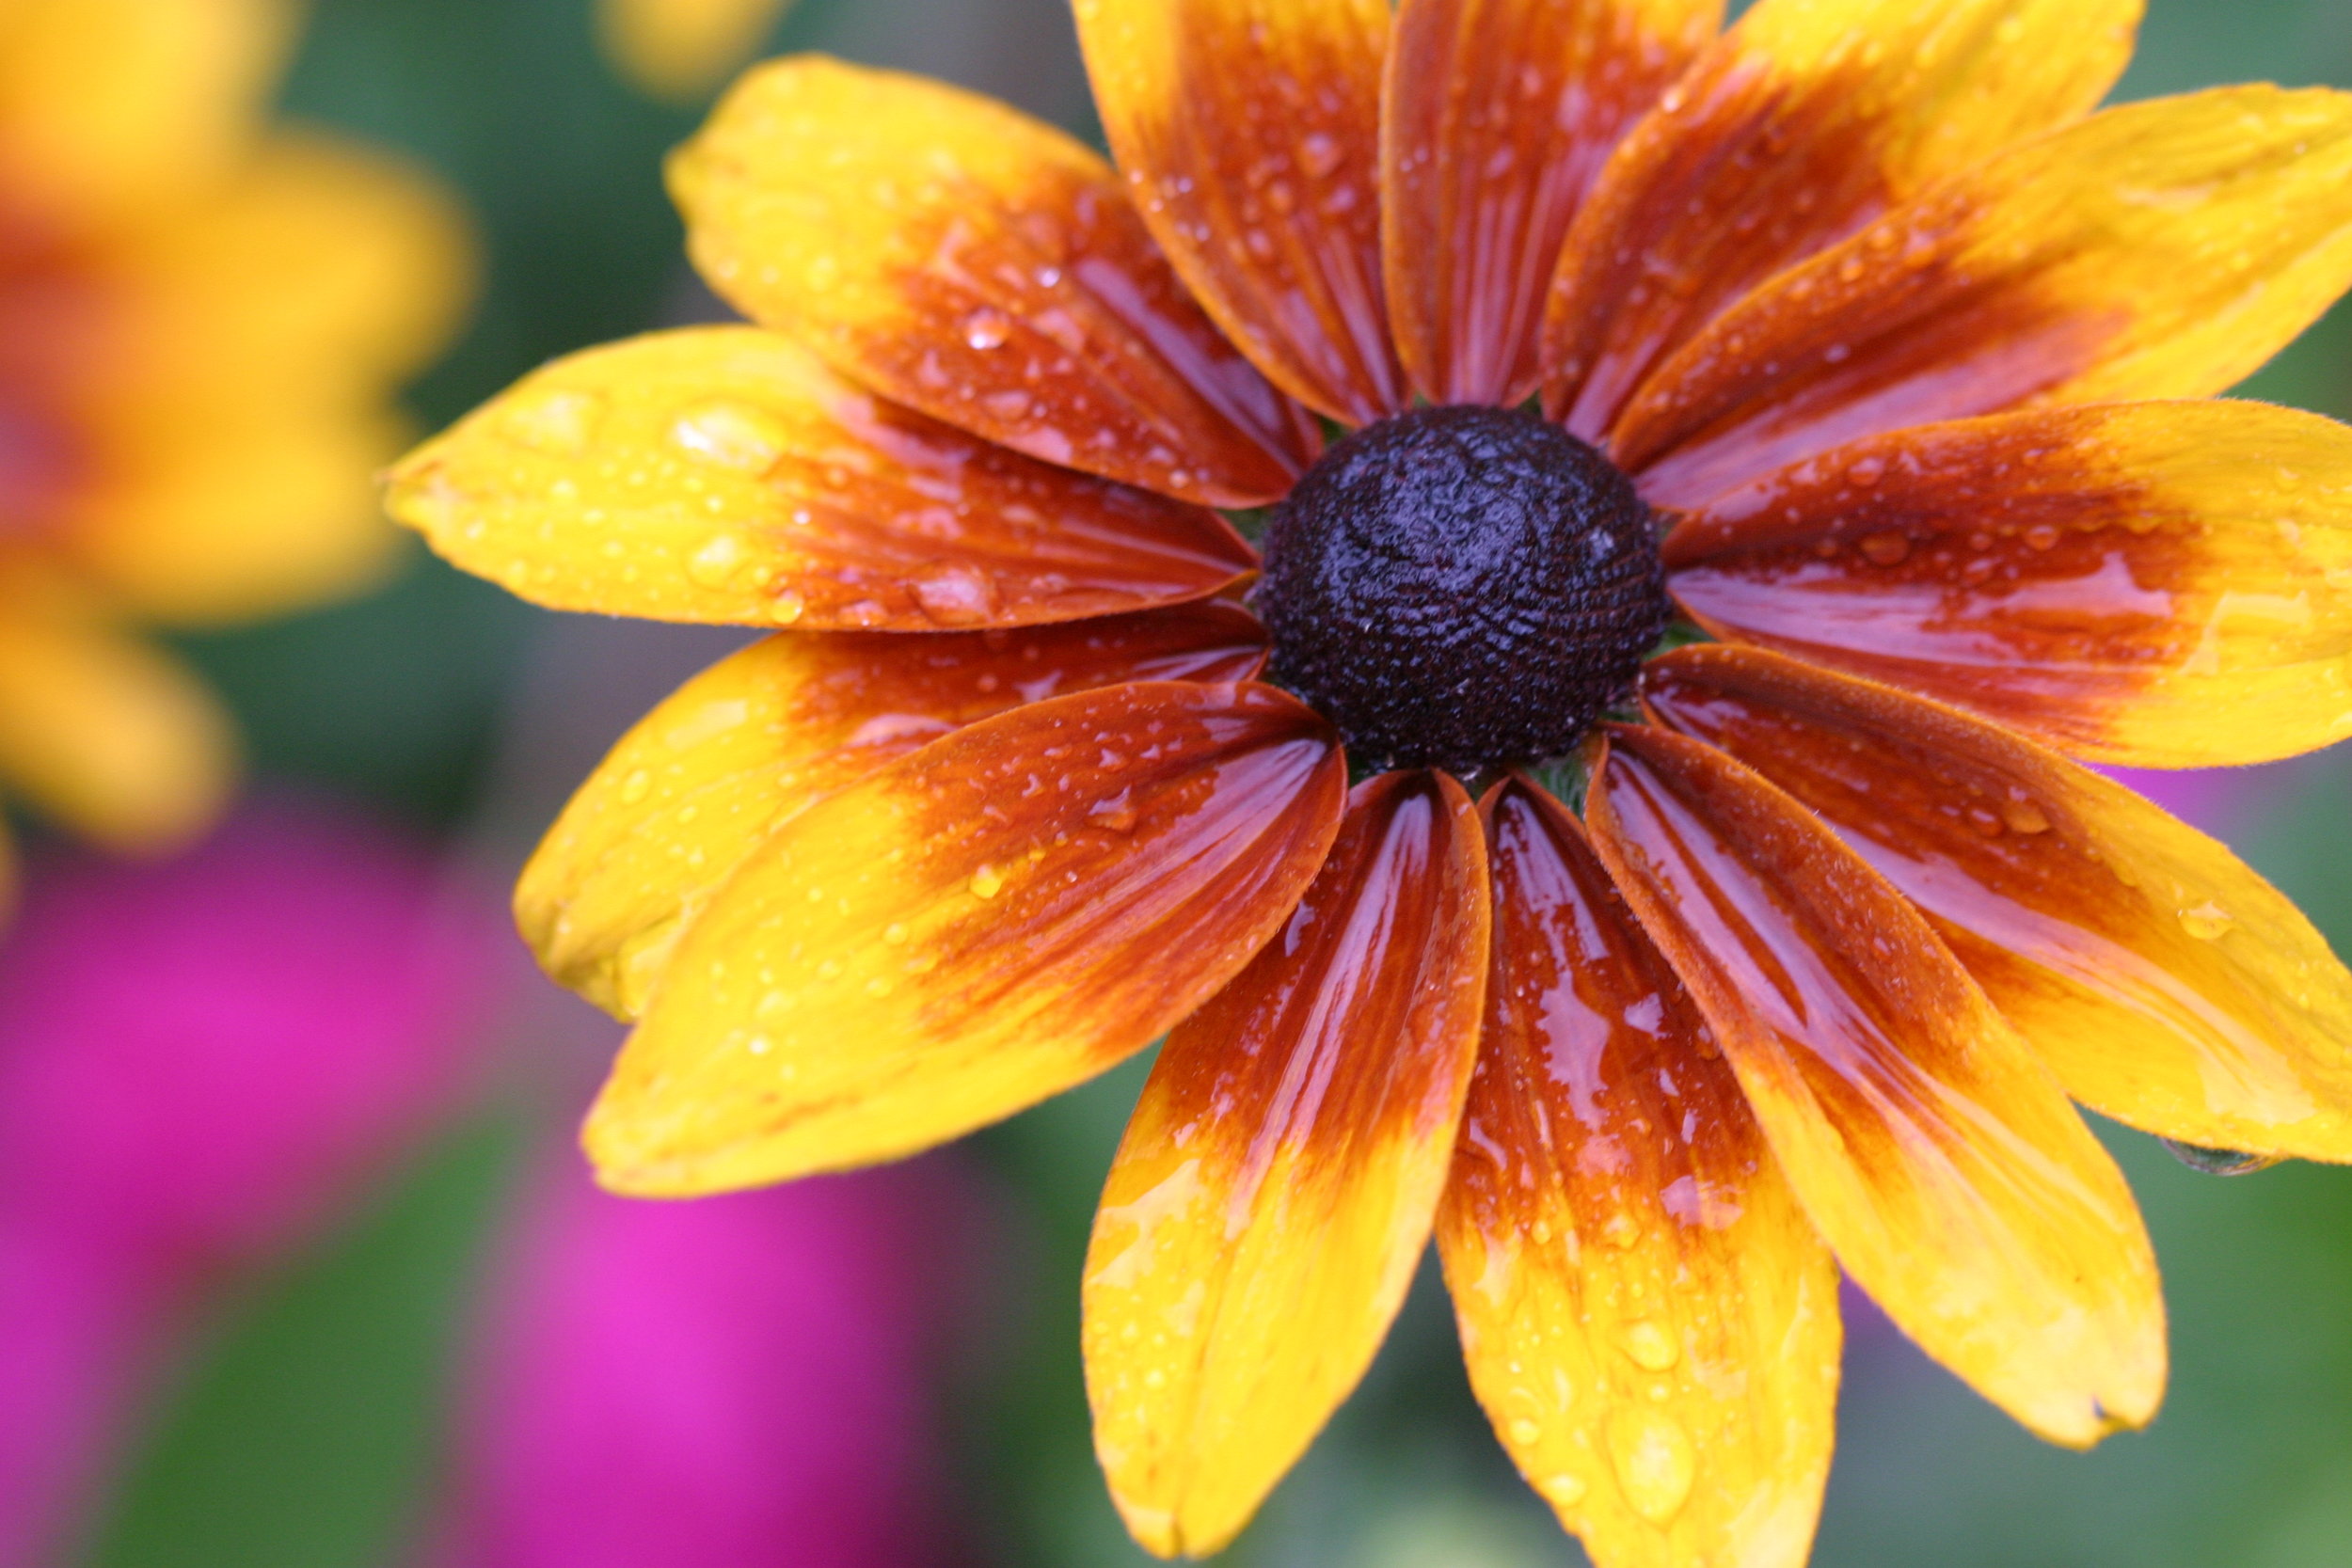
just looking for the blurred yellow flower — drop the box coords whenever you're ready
[596,0,798,102]
[0,0,473,894]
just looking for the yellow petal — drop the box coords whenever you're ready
[0,576,234,854]
[520,603,1269,1019]
[586,680,1346,1195]
[1619,86,2352,503]
[670,55,1315,506]
[1076,0,1405,423]
[1543,0,2140,438]
[1440,779,1841,1568]
[1643,645,2352,1164]
[1087,771,1488,1557]
[1590,723,2165,1448]
[597,0,796,102]
[388,327,1256,630]
[0,0,295,228]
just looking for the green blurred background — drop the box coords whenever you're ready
[69,0,2352,1563]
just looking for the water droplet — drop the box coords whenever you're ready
[2024,523,2062,551]
[882,922,910,946]
[1620,1320,1680,1371]
[688,532,749,587]
[619,768,652,805]
[1610,1410,1696,1523]
[2178,901,2234,940]
[1847,454,1887,486]
[909,562,1001,627]
[674,401,788,472]
[1600,1212,1643,1249]
[969,864,1006,900]
[1859,531,1911,566]
[2003,799,2051,834]
[1544,1473,1587,1506]
[963,307,1012,351]
[768,590,807,626]
[2160,1139,2280,1176]
[1298,131,1344,180]
[503,388,603,453]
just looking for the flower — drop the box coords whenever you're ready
[386,1,2352,1562]
[428,1152,970,1568]
[0,798,483,1562]
[0,0,471,886]
[596,0,799,102]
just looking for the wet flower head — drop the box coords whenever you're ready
[0,0,470,894]
[390,0,2352,1563]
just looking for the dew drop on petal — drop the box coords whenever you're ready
[674,401,789,472]
[502,388,604,454]
[1859,531,1912,566]
[619,768,652,805]
[1508,1417,1542,1446]
[2178,901,2234,940]
[688,532,749,587]
[1610,1410,1696,1523]
[768,590,808,626]
[1620,1320,1680,1371]
[963,307,1013,351]
[970,864,1006,900]
[2160,1139,2280,1176]
[1544,1473,1588,1507]
[909,562,1002,627]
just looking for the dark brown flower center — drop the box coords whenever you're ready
[1253,404,1668,775]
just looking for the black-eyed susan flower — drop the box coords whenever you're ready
[0,0,471,896]
[388,0,2352,1561]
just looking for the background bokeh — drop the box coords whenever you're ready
[14,0,2352,1563]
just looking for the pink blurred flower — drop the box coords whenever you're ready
[430,1156,972,1568]
[0,796,487,1562]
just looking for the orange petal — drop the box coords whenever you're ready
[669,55,1314,508]
[1642,645,2352,1165]
[1587,723,2165,1448]
[1382,0,1721,406]
[1076,0,1405,424]
[585,680,1345,1196]
[388,327,1256,631]
[1617,86,2352,505]
[520,602,1269,1020]
[1086,770,1488,1557]
[1439,779,1839,1568]
[1662,402,2352,767]
[1541,0,2138,441]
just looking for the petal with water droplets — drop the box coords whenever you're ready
[1541,0,2138,441]
[1076,0,1405,424]
[586,680,1345,1196]
[388,327,1257,631]
[1662,402,2352,767]
[1440,779,1839,1568]
[1086,771,1488,1558]
[669,55,1315,507]
[1588,723,2166,1448]
[1642,645,2352,1165]
[520,603,1270,1019]
[1382,0,1720,406]
[1617,87,2352,505]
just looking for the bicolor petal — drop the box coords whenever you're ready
[1382,0,1720,406]
[1086,770,1488,1557]
[1643,645,2352,1165]
[1589,723,2165,1448]
[670,55,1314,507]
[388,328,1257,631]
[1542,0,2138,439]
[1662,402,2352,767]
[1076,0,1405,423]
[1618,86,2352,505]
[519,603,1269,1019]
[586,681,1346,1196]
[1439,779,1839,1568]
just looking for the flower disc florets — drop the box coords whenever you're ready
[1254,404,1669,775]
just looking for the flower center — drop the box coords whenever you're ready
[1254,404,1668,775]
